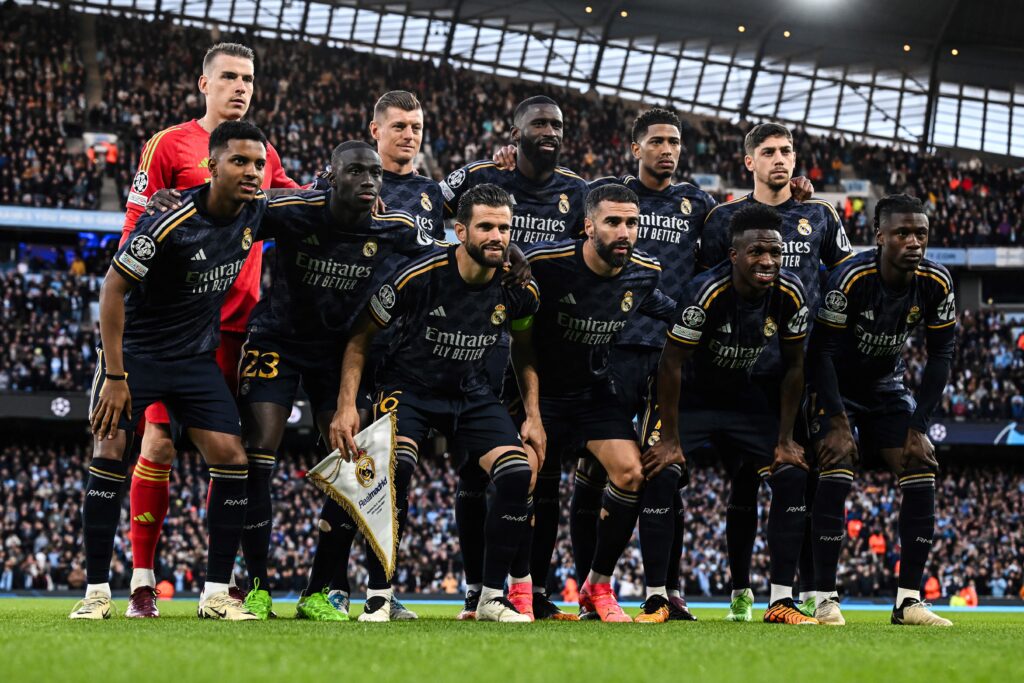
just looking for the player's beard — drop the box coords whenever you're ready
[466,239,507,268]
[520,136,559,172]
[643,162,674,183]
[762,168,791,192]
[594,236,633,268]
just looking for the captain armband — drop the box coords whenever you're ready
[510,315,534,331]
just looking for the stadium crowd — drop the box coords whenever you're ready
[4,252,1023,420]
[2,439,1021,600]
[1,3,1022,250]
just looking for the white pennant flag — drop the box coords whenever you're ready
[307,413,399,580]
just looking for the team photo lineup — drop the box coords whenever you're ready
[59,28,964,633]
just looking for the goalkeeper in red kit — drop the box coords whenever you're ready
[119,42,299,618]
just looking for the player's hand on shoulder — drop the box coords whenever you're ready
[329,405,362,461]
[492,145,517,171]
[641,437,685,479]
[790,176,814,202]
[772,438,808,472]
[818,414,857,469]
[90,378,131,440]
[502,247,533,288]
[145,189,182,215]
[902,428,937,470]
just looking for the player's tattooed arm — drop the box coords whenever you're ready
[91,267,133,440]
[641,343,693,479]
[511,323,546,467]
[774,341,808,471]
[330,313,379,459]
[807,324,857,468]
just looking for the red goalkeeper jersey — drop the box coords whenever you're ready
[121,119,299,333]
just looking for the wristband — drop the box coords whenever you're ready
[104,372,128,381]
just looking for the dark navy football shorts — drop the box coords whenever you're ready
[90,349,241,436]
[373,386,521,462]
[640,389,779,466]
[807,388,916,452]
[512,386,639,462]
[609,345,661,419]
[237,333,341,417]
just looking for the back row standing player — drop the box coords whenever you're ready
[119,42,299,618]
[439,96,590,620]
[697,122,853,622]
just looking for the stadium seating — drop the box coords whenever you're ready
[1,440,1021,599]
[1,4,1021,249]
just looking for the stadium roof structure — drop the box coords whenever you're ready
[43,0,1024,157]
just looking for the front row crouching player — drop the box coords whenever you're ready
[329,184,544,623]
[806,194,956,627]
[71,121,271,621]
[516,184,677,622]
[641,204,818,625]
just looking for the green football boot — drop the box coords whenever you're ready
[244,579,274,620]
[798,595,817,618]
[724,588,754,622]
[296,588,349,621]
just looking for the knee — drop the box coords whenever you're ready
[610,462,644,492]
[768,464,807,492]
[142,433,176,465]
[206,437,247,466]
[490,450,532,499]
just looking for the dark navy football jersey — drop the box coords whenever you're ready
[525,240,675,396]
[810,249,956,401]
[439,160,588,245]
[667,260,809,410]
[247,190,440,343]
[367,245,540,396]
[381,170,446,240]
[698,194,853,312]
[589,175,716,349]
[698,194,853,376]
[111,185,268,360]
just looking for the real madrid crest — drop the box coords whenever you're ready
[907,305,922,324]
[558,193,570,214]
[363,239,378,258]
[621,291,634,312]
[797,218,812,236]
[355,452,376,488]
[763,316,778,337]
[420,192,433,211]
[241,227,253,250]
[647,430,661,446]
[491,304,507,326]
[680,197,692,215]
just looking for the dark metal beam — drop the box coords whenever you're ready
[738,22,776,120]
[587,8,616,90]
[922,0,961,151]
[441,0,465,63]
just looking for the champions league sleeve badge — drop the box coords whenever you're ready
[306,413,399,580]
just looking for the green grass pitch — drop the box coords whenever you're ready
[1,599,1021,683]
